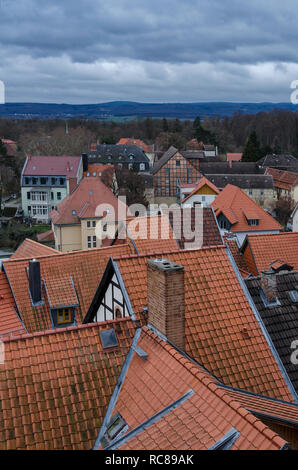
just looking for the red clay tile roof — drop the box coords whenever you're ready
[51,177,129,225]
[0,272,26,339]
[23,155,81,177]
[219,385,298,427]
[0,318,138,450]
[117,138,153,153]
[113,214,179,254]
[44,275,78,308]
[112,247,293,402]
[106,327,287,450]
[211,184,282,232]
[10,238,59,260]
[265,167,298,190]
[36,230,55,243]
[226,153,242,162]
[182,176,220,203]
[241,232,298,276]
[3,244,131,333]
[84,164,115,187]
[224,237,250,277]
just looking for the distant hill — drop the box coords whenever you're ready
[0,101,298,120]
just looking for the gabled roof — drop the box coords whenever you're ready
[37,230,55,243]
[113,214,179,254]
[241,232,298,275]
[2,244,131,333]
[206,174,274,190]
[0,272,26,339]
[259,154,298,172]
[265,167,298,190]
[102,246,294,402]
[97,327,288,450]
[23,155,82,177]
[182,176,219,203]
[245,270,298,394]
[211,184,282,232]
[117,138,153,153]
[152,146,179,174]
[10,238,59,260]
[89,144,149,164]
[0,318,138,450]
[51,177,128,225]
[167,207,223,249]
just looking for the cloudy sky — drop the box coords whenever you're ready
[1,0,298,103]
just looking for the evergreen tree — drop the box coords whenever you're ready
[242,131,261,162]
[272,136,282,154]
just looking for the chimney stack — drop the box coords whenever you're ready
[28,259,42,305]
[260,268,277,304]
[147,258,185,350]
[81,153,88,172]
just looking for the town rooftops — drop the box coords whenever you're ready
[2,243,132,333]
[245,270,298,395]
[51,177,128,225]
[241,232,298,276]
[101,246,294,402]
[200,161,265,175]
[152,146,179,174]
[265,167,298,190]
[205,174,274,190]
[211,184,282,232]
[258,154,298,172]
[117,138,153,153]
[23,155,82,178]
[96,326,293,451]
[10,238,59,260]
[89,144,149,163]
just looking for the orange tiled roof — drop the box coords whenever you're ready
[182,176,220,203]
[265,167,298,191]
[36,230,55,243]
[211,184,282,232]
[51,177,128,225]
[44,275,78,308]
[224,237,250,277]
[218,385,298,427]
[112,246,293,401]
[0,318,138,450]
[226,153,242,162]
[103,327,287,450]
[241,232,298,275]
[84,164,115,187]
[0,272,26,339]
[113,214,179,254]
[10,238,59,260]
[117,138,153,153]
[2,244,131,333]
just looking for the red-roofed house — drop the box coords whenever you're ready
[21,155,83,222]
[211,184,282,246]
[50,177,129,251]
[181,176,220,207]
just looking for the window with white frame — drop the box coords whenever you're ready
[31,191,48,202]
[88,236,91,248]
[31,205,48,217]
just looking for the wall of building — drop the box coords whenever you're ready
[242,188,276,210]
[182,193,216,208]
[54,224,82,252]
[22,186,68,220]
[293,211,298,232]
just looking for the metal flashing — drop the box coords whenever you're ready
[105,389,195,450]
[208,427,240,450]
[93,328,142,450]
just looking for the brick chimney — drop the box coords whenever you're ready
[147,258,185,350]
[260,268,277,304]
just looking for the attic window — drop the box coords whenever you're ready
[72,210,76,216]
[86,172,90,176]
[99,328,119,349]
[57,308,71,324]
[247,219,259,226]
[93,172,96,176]
[289,290,298,303]
[101,412,129,448]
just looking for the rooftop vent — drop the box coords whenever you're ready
[289,290,298,303]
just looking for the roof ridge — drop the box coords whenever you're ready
[113,244,227,261]
[1,317,134,344]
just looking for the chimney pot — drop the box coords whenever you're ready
[260,268,277,304]
[147,258,185,350]
[28,259,42,305]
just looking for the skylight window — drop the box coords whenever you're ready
[99,328,119,348]
[289,290,298,303]
[101,412,129,448]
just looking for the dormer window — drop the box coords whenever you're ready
[57,308,72,324]
[247,219,259,226]
[101,412,129,448]
[129,155,134,160]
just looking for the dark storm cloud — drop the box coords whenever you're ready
[0,0,298,102]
